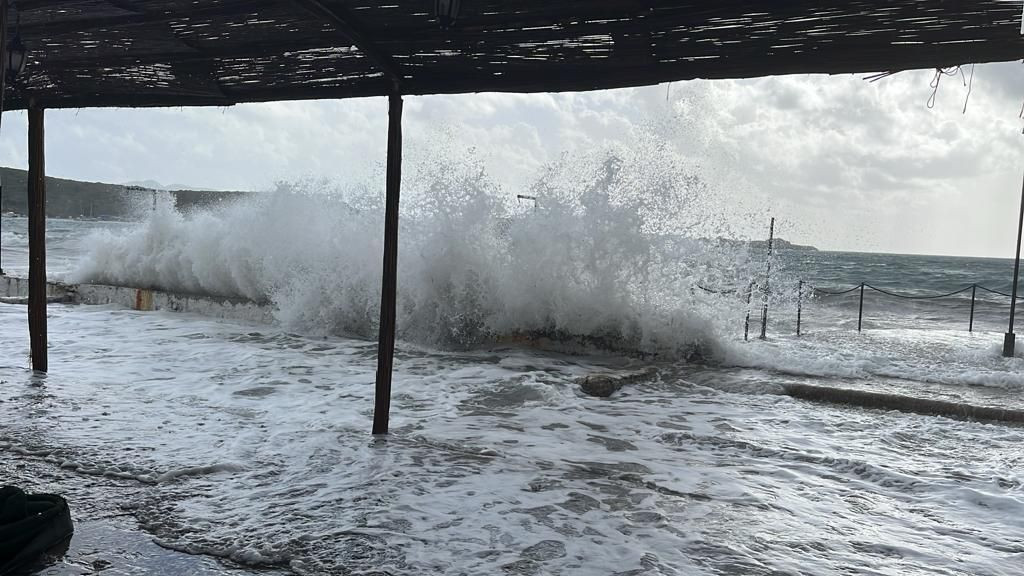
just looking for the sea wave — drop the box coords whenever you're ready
[71,144,772,357]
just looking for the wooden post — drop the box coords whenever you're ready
[1003,170,1024,357]
[372,93,403,435]
[796,280,804,337]
[27,107,47,372]
[743,280,755,341]
[759,217,775,340]
[969,284,976,333]
[0,0,8,276]
[857,282,865,333]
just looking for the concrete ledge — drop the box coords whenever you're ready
[782,383,1024,424]
[1,274,71,300]
[0,274,272,324]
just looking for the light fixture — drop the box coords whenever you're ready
[5,0,26,81]
[435,0,461,29]
[6,34,26,81]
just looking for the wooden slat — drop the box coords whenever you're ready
[2,0,1023,109]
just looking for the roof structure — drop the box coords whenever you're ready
[4,0,1024,110]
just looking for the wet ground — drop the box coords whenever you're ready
[3,450,281,576]
[2,303,1023,575]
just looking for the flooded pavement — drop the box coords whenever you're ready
[2,303,1023,575]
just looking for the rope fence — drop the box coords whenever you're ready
[808,282,1024,335]
[698,281,1024,339]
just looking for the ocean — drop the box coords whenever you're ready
[1,185,1023,575]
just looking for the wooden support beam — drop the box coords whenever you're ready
[0,0,7,276]
[372,93,403,435]
[290,0,403,90]
[27,107,47,372]
[1003,169,1024,357]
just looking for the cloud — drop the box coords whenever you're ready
[0,61,1021,257]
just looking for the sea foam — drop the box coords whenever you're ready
[72,142,765,357]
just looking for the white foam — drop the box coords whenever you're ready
[721,328,1024,392]
[71,146,763,356]
[1,298,1022,575]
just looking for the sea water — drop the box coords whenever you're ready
[1,155,1023,574]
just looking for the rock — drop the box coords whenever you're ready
[580,375,621,398]
[578,367,658,398]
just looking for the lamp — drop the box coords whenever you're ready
[6,33,26,81]
[435,0,461,29]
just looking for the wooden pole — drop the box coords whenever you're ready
[969,284,976,333]
[1,0,8,276]
[857,282,865,333]
[1003,170,1024,357]
[759,217,775,340]
[743,280,754,341]
[27,106,46,372]
[372,93,403,435]
[796,280,803,337]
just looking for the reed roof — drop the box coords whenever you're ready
[5,0,1024,109]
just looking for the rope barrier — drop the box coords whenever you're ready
[691,278,1024,339]
[812,285,861,296]
[809,283,1024,301]
[862,283,974,300]
[976,285,1024,300]
[702,281,1023,301]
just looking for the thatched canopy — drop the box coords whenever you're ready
[4,1,1024,109]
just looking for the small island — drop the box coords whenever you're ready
[751,238,820,252]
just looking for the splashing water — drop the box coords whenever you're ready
[72,140,770,357]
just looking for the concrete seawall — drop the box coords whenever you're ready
[0,274,272,324]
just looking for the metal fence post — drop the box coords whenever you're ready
[857,283,865,332]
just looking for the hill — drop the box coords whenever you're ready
[0,167,249,219]
[750,238,819,252]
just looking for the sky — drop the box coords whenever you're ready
[0,61,1022,258]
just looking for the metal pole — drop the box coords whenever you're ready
[27,106,46,372]
[857,282,865,333]
[1004,171,1024,357]
[759,217,775,340]
[969,284,976,333]
[372,93,403,435]
[796,280,803,337]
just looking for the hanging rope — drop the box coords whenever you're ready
[927,66,963,109]
[962,63,975,114]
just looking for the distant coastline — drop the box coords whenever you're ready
[750,238,819,252]
[0,167,247,219]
